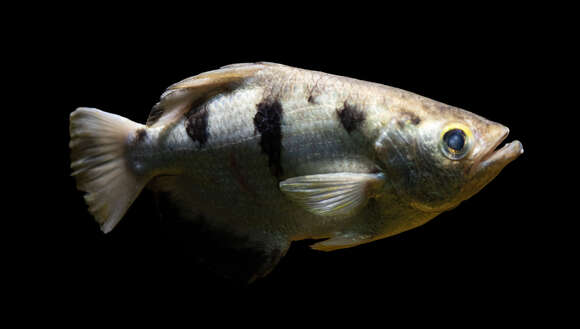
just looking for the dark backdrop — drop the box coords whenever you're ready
[19,4,566,321]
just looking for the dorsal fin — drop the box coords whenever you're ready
[146,63,269,127]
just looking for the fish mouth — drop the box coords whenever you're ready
[475,128,524,173]
[463,128,523,198]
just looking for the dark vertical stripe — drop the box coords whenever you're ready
[185,106,210,148]
[337,101,365,133]
[253,99,284,178]
[135,128,147,142]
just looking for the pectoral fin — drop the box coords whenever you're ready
[279,172,385,217]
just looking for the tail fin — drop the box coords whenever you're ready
[70,107,149,233]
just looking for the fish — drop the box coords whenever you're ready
[69,62,523,282]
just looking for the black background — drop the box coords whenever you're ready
[15,3,570,322]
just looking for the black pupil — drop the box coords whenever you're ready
[444,129,466,151]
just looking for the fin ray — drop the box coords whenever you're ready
[279,172,385,217]
[310,233,372,251]
[146,63,267,127]
[152,179,290,283]
[70,107,151,233]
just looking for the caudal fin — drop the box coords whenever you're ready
[70,107,148,233]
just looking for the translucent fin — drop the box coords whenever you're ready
[146,63,267,127]
[70,107,150,233]
[279,172,385,217]
[310,233,372,251]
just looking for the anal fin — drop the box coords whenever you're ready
[152,183,290,283]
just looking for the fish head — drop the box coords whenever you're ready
[375,104,523,213]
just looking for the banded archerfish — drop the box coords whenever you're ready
[70,62,523,282]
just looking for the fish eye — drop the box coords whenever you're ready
[440,125,472,160]
[444,129,466,151]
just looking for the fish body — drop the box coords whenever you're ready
[70,62,523,281]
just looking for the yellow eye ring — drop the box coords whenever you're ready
[439,123,473,160]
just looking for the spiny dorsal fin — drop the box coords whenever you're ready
[146,63,270,127]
